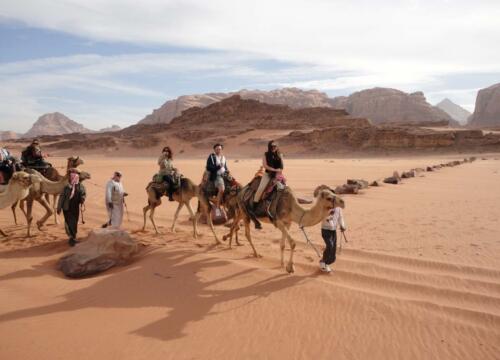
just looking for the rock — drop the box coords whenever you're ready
[58,229,139,278]
[330,87,452,125]
[384,171,401,184]
[346,179,369,189]
[401,170,416,178]
[334,184,360,194]
[426,166,434,172]
[370,180,382,186]
[468,83,500,128]
[469,156,477,162]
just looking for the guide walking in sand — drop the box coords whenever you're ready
[104,171,127,229]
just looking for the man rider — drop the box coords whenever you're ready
[22,139,49,169]
[205,143,228,210]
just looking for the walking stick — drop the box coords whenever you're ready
[299,226,322,258]
[123,197,131,222]
[338,230,348,255]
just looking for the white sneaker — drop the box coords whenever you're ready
[319,261,326,271]
[325,264,332,273]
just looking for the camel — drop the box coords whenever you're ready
[15,156,84,225]
[142,177,200,236]
[0,172,36,237]
[224,180,345,273]
[194,176,242,245]
[18,169,91,237]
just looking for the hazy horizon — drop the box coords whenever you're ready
[1,0,500,133]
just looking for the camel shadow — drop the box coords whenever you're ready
[0,249,306,342]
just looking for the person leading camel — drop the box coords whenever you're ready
[104,171,127,229]
[57,169,86,247]
[205,143,228,210]
[158,146,176,201]
[320,203,346,273]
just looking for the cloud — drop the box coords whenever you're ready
[2,0,500,76]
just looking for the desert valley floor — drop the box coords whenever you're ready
[1,156,500,359]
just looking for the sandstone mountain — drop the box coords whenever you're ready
[468,83,500,128]
[138,88,333,125]
[24,112,91,138]
[330,88,453,125]
[436,98,471,124]
[0,131,18,141]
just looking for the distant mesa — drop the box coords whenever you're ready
[436,98,471,125]
[468,83,500,128]
[0,131,19,141]
[23,112,92,138]
[138,87,333,125]
[99,125,121,133]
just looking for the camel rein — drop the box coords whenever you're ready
[298,211,322,258]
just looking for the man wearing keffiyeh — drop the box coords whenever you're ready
[57,168,86,246]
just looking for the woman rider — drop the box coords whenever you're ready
[158,146,176,201]
[251,140,284,228]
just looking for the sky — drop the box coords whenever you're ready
[1,0,499,133]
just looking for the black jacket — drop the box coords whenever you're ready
[57,183,86,212]
[206,153,228,182]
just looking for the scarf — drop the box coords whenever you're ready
[69,172,80,199]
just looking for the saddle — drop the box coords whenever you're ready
[241,174,287,225]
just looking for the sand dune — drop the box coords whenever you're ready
[1,155,500,359]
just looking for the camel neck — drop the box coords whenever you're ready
[291,195,328,228]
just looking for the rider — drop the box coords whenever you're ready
[22,139,49,169]
[158,146,176,201]
[0,146,17,184]
[205,143,228,209]
[253,140,284,204]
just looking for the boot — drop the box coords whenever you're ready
[248,202,263,230]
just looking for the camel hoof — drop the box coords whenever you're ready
[222,235,228,242]
[36,222,43,230]
[255,253,263,258]
[286,263,295,273]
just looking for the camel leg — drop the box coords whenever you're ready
[279,228,287,268]
[149,205,160,234]
[171,202,184,233]
[36,197,53,230]
[53,194,59,224]
[207,208,221,244]
[242,217,260,257]
[277,221,296,274]
[0,228,6,237]
[11,201,18,225]
[142,204,150,231]
[19,199,28,221]
[185,201,199,238]
[26,199,34,237]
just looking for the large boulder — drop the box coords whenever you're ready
[58,229,139,278]
[468,83,500,128]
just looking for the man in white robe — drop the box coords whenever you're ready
[104,171,127,228]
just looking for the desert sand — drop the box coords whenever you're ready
[1,155,500,359]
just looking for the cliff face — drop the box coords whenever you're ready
[468,83,500,128]
[138,88,334,125]
[0,131,18,141]
[24,112,91,138]
[330,88,452,125]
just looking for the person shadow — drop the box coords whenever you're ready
[0,249,307,342]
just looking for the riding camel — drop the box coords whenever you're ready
[16,156,84,225]
[194,175,241,244]
[0,172,37,237]
[142,177,199,236]
[224,180,345,273]
[18,169,91,237]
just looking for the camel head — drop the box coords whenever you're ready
[313,184,345,210]
[10,171,33,188]
[79,171,91,181]
[67,156,84,168]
